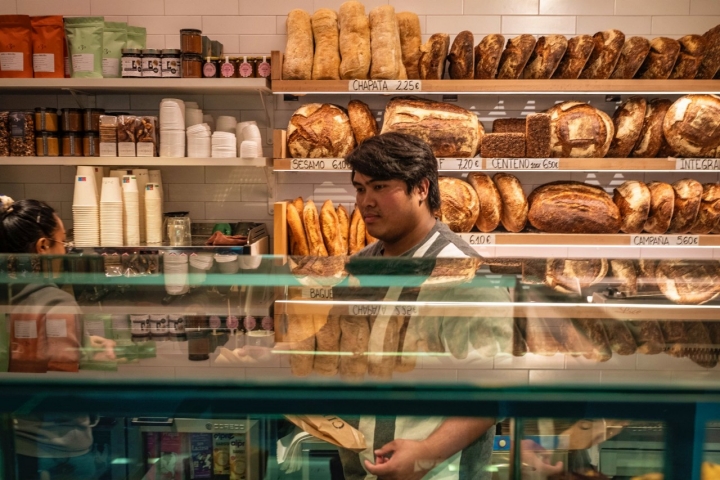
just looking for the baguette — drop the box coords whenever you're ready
[283,9,314,80]
[293,196,304,214]
[303,200,329,256]
[287,203,310,256]
[349,207,366,254]
[397,12,422,79]
[339,1,371,80]
[320,199,343,255]
[337,205,350,254]
[311,9,341,79]
[313,314,341,376]
[339,316,371,380]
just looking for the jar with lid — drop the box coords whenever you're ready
[186,315,209,361]
[142,49,162,77]
[82,108,105,132]
[257,55,271,78]
[220,55,234,78]
[10,112,35,157]
[61,132,82,156]
[35,132,59,156]
[34,107,58,132]
[121,49,142,78]
[180,29,202,55]
[60,108,82,132]
[181,54,202,78]
[83,132,99,157]
[202,57,219,78]
[161,49,181,78]
[238,56,254,78]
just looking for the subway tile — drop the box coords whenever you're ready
[241,184,269,202]
[126,16,202,35]
[209,35,240,54]
[464,0,538,15]
[169,0,239,16]
[0,0,16,14]
[238,35,287,55]
[576,16,652,35]
[130,93,204,110]
[95,95,131,110]
[205,201,268,220]
[203,16,275,35]
[691,0,720,15]
[601,369,673,384]
[205,166,266,184]
[651,16,720,35]
[617,0,689,16]
[169,183,242,202]
[390,0,462,15]
[458,369,530,385]
[314,0,389,11]
[502,15,576,35]
[163,201,206,219]
[393,368,458,384]
[313,182,356,203]
[635,352,709,371]
[530,369,601,384]
[565,352,637,370]
[114,365,177,378]
[61,202,74,221]
[25,183,73,202]
[165,35,181,50]
[204,94,265,111]
[92,0,164,15]
[422,351,495,370]
[18,0,91,15]
[145,35,166,50]
[58,94,95,109]
[239,0,313,16]
[0,166,61,184]
[425,16,502,35]
[541,0,613,15]
[276,16,287,34]
[494,352,565,369]
[0,183,25,200]
[103,16,129,22]
[0,94,58,110]
[275,184,316,202]
[158,167,206,184]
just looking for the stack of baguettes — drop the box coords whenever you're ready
[285,197,376,256]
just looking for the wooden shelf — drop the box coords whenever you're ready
[0,157,271,167]
[457,233,720,247]
[0,78,270,95]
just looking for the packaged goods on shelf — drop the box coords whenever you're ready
[0,15,32,79]
[64,17,104,78]
[30,16,65,78]
[117,115,139,157]
[126,26,147,50]
[99,115,118,157]
[0,112,8,156]
[102,22,127,78]
[9,112,35,157]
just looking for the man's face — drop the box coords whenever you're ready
[352,172,428,244]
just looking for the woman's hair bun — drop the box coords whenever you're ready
[0,195,15,215]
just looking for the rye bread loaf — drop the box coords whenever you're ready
[602,319,637,356]
[689,183,720,234]
[635,37,680,79]
[419,33,450,80]
[467,172,502,233]
[497,34,536,79]
[526,113,552,158]
[667,178,703,234]
[339,1,371,80]
[628,320,665,355]
[438,177,480,233]
[613,180,651,234]
[609,37,650,79]
[474,34,505,79]
[287,103,356,158]
[311,9,341,80]
[527,181,622,234]
[670,35,707,79]
[448,30,474,79]
[546,101,614,158]
[493,173,527,233]
[522,35,568,79]
[609,259,638,297]
[369,6,404,80]
[631,98,672,158]
[663,94,720,158]
[283,10,314,80]
[381,96,480,157]
[579,30,626,79]
[347,99,378,145]
[492,118,525,133]
[656,260,720,305]
[606,96,647,158]
[396,11,422,80]
[643,182,675,234]
[481,132,526,158]
[682,321,717,368]
[553,35,595,79]
[545,258,609,295]
[697,24,720,79]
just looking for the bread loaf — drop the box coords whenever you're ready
[663,94,720,158]
[287,287,316,377]
[419,33,450,80]
[656,260,720,305]
[602,319,637,356]
[492,173,527,233]
[690,183,720,234]
[488,259,522,274]
[606,96,647,158]
[670,35,707,79]
[339,315,370,379]
[527,181,621,234]
[659,320,686,357]
[497,35,536,79]
[303,200,329,256]
[513,318,529,356]
[313,315,341,375]
[526,113,552,158]
[609,259,638,297]
[287,202,310,256]
[522,35,568,79]
[492,118,525,133]
[656,137,678,158]
[643,182,675,234]
[293,197,304,215]
[545,258,608,295]
[546,101,614,158]
[367,315,401,379]
[337,205,350,254]
[571,318,612,362]
[474,34,505,79]
[467,172,502,232]
[697,24,720,79]
[631,98,672,158]
[481,133,526,158]
[522,259,547,285]
[613,180,651,234]
[369,6,403,80]
[636,37,680,79]
[683,321,717,368]
[438,177,480,233]
[287,104,356,158]
[381,97,480,158]
[525,317,562,356]
[347,100,378,145]
[349,207,366,254]
[609,37,650,79]
[396,12,422,80]
[283,9,314,80]
[448,31,474,79]
[553,35,595,79]
[339,1,371,80]
[579,30,626,79]
[668,178,703,234]
[628,321,665,355]
[320,200,343,255]
[311,9,341,80]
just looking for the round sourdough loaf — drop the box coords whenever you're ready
[347,99,378,145]
[544,258,608,295]
[522,34,568,79]
[631,98,672,158]
[606,96,647,158]
[287,103,356,158]
[609,37,651,79]
[438,177,479,232]
[546,101,614,158]
[527,181,621,234]
[636,37,681,79]
[690,183,720,234]
[656,260,720,305]
[467,172,502,233]
[609,259,638,297]
[493,173,527,232]
[668,178,703,233]
[643,182,675,234]
[613,180,651,233]
[663,94,720,157]
[474,34,505,79]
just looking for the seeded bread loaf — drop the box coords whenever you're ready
[481,132,526,158]
[492,118,525,133]
[526,113,552,158]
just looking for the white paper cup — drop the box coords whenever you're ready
[73,175,99,206]
[100,177,123,203]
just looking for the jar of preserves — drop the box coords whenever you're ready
[161,49,181,78]
[82,108,105,132]
[180,29,202,55]
[121,49,142,78]
[142,49,162,77]
[83,132,99,156]
[60,108,82,132]
[238,56,253,78]
[34,107,58,132]
[181,54,202,78]
[257,55,271,78]
[202,57,218,78]
[220,55,234,78]
[61,132,82,156]
[35,132,59,156]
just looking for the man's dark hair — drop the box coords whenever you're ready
[345,132,440,212]
[0,199,58,253]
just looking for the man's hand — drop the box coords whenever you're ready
[87,335,117,362]
[520,439,564,476]
[364,439,437,480]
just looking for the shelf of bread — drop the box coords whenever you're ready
[458,233,720,247]
[0,157,271,167]
[0,78,271,95]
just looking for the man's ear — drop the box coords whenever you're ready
[416,178,430,200]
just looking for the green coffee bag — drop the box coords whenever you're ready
[126,26,146,50]
[64,17,104,78]
[102,21,127,78]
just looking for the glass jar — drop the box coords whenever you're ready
[83,132,99,156]
[180,29,202,55]
[238,56,253,78]
[60,108,82,132]
[82,108,104,132]
[34,107,58,132]
[202,57,218,78]
[142,49,162,77]
[35,132,59,156]
[181,54,202,78]
[257,55,271,78]
[161,49,181,78]
[61,132,82,156]
[121,49,142,78]
[220,55,234,78]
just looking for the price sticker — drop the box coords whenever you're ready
[675,158,720,170]
[290,158,350,170]
[459,233,496,246]
[485,158,559,170]
[438,158,483,170]
[348,79,422,92]
[301,287,334,300]
[630,235,700,246]
[348,304,386,316]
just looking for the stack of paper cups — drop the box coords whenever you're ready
[216,115,237,134]
[240,123,262,158]
[186,107,204,129]
[77,166,103,202]
[187,123,212,158]
[203,114,215,132]
[160,98,186,157]
[145,183,163,245]
[148,170,163,215]
[164,253,189,296]
[239,140,258,158]
[100,177,124,247]
[122,175,140,246]
[133,169,149,243]
[211,131,237,158]
[72,175,99,247]
[110,169,132,180]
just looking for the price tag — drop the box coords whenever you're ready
[290,158,350,170]
[675,158,720,170]
[301,287,334,300]
[438,158,483,170]
[459,233,496,246]
[348,79,422,92]
[485,158,559,170]
[630,235,700,246]
[346,304,419,316]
